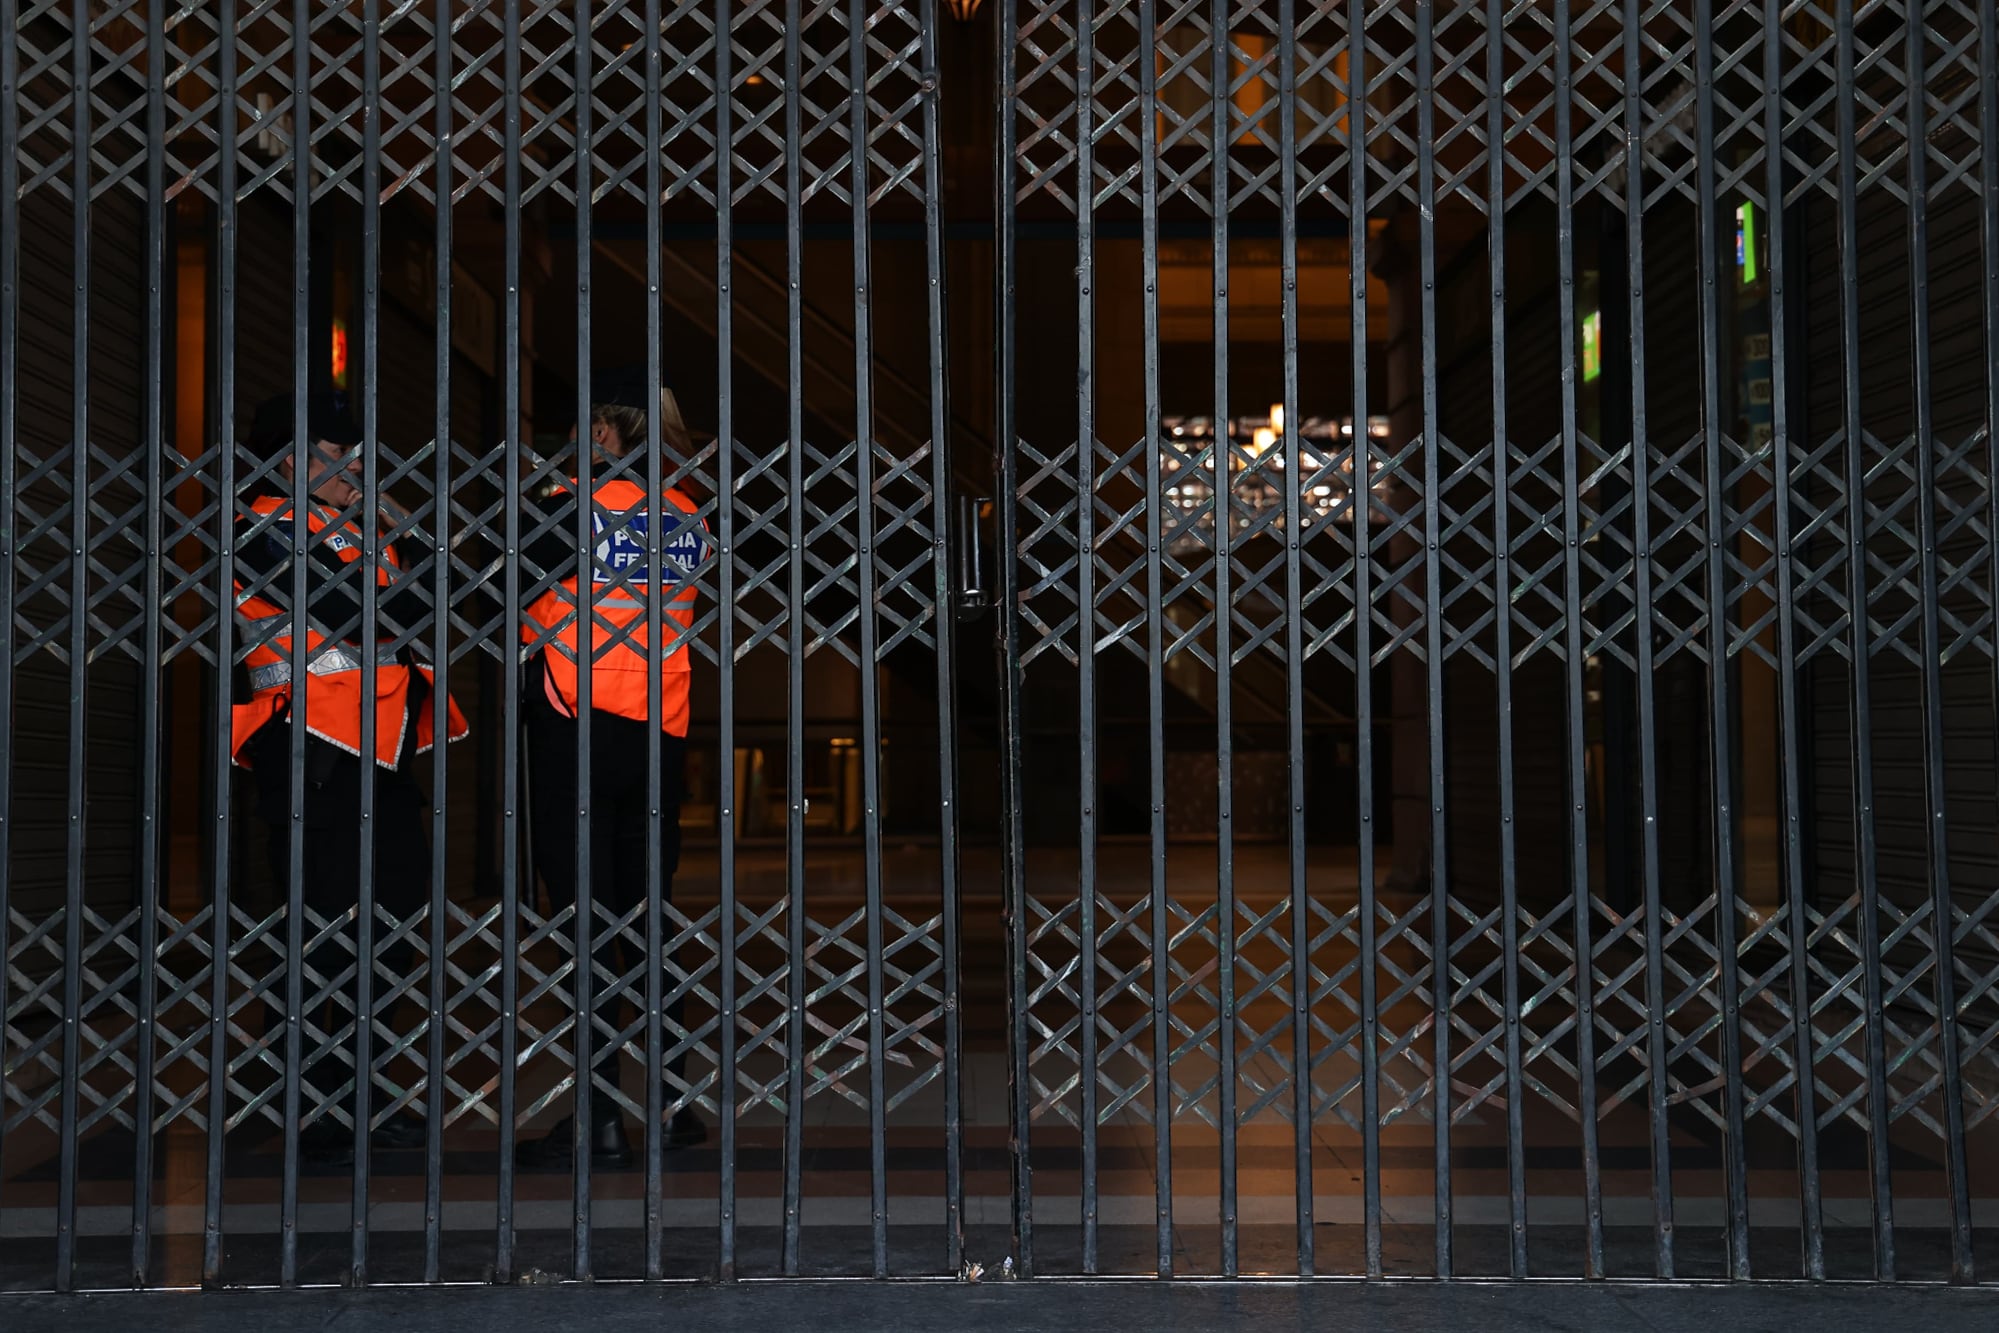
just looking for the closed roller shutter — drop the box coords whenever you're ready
[9,175,148,927]
[1804,184,1997,929]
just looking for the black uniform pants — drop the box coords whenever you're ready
[524,675,688,1104]
[244,710,430,1118]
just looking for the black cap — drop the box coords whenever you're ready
[587,364,667,414]
[246,388,363,460]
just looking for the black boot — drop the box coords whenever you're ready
[515,1105,632,1172]
[370,1109,429,1152]
[666,1108,707,1151]
[296,1107,428,1168]
[298,1118,355,1169]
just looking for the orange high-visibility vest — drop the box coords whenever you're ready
[231,495,468,768]
[522,477,706,736]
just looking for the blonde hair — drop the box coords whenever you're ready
[593,386,692,457]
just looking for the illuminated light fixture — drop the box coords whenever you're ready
[1158,411,1390,551]
[946,0,982,19]
[330,316,349,389]
[1582,309,1602,383]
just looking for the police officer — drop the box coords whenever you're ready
[232,388,467,1166]
[515,365,709,1169]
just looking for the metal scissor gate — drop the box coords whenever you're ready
[3,0,1999,1293]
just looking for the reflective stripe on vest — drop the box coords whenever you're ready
[524,583,701,661]
[246,641,406,692]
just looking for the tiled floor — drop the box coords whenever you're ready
[5,845,1997,1289]
[9,1272,1999,1333]
[4,1044,1993,1288]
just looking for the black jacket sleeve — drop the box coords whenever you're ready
[233,511,438,644]
[521,486,584,579]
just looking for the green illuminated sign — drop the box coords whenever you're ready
[1582,309,1601,383]
[1737,201,1758,285]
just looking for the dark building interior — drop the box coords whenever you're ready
[3,0,1997,1288]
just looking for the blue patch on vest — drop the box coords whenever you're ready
[592,508,709,586]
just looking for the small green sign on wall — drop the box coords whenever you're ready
[1737,200,1759,285]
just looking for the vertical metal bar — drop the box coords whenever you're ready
[422,0,455,1285]
[1983,0,1999,1273]
[496,0,526,1280]
[1206,0,1238,1278]
[1413,0,1450,1280]
[352,0,386,1282]
[570,0,597,1280]
[779,0,807,1275]
[201,0,240,1284]
[1277,0,1312,1280]
[1900,0,1974,1283]
[1137,0,1173,1281]
[1621,0,1674,1279]
[130,0,170,1286]
[1345,0,1381,1279]
[1551,0,1604,1280]
[1833,0,1895,1281]
[1693,0,1752,1280]
[844,0,890,1276]
[53,0,93,1289]
[649,0,680,1282]
[994,0,1034,1278]
[279,0,314,1284]
[1761,0,1823,1280]
[0,0,15,1255]
[916,0,966,1275]
[1075,0,1102,1278]
[1485,0,1527,1278]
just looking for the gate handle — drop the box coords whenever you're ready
[955,494,992,622]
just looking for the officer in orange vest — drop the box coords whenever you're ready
[232,388,468,1166]
[515,366,709,1170]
